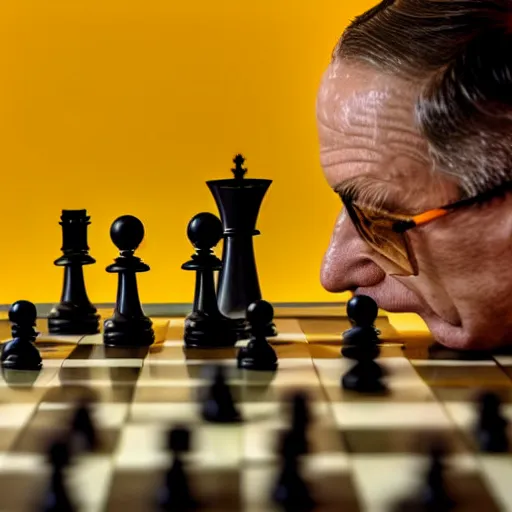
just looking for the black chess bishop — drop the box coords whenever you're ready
[103,215,155,347]
[182,212,237,348]
[207,154,277,339]
[1,300,42,371]
[47,209,100,335]
[341,295,386,393]
[237,299,278,371]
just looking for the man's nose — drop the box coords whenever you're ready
[320,209,386,292]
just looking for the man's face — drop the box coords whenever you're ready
[317,60,512,350]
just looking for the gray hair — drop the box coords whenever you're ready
[333,0,512,197]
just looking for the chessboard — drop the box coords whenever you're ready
[0,306,511,511]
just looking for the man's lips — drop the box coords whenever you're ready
[353,285,424,314]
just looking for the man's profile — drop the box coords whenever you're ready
[316,0,512,350]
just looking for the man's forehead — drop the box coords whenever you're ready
[316,60,409,130]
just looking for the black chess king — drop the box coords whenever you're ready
[207,154,277,339]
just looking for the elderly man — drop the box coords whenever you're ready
[316,0,512,350]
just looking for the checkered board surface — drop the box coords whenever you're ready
[0,309,511,511]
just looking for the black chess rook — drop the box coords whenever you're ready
[48,209,100,335]
[1,300,42,371]
[207,154,277,339]
[181,212,237,348]
[103,215,155,347]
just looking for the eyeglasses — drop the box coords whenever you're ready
[341,184,511,277]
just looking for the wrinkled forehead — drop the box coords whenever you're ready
[316,59,416,137]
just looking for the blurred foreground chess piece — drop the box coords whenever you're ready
[341,295,386,393]
[237,299,278,371]
[182,212,237,348]
[157,426,197,511]
[201,365,242,423]
[103,215,155,347]
[48,209,100,335]
[207,154,277,339]
[1,300,42,371]
[475,391,509,453]
[41,439,75,512]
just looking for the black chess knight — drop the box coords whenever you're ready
[207,154,277,339]
[48,210,100,335]
[103,215,155,347]
[182,212,237,348]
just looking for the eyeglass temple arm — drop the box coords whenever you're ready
[392,208,449,233]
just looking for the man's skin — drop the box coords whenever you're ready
[316,59,512,350]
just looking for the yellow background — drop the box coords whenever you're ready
[0,0,378,306]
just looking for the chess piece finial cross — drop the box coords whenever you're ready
[232,154,247,180]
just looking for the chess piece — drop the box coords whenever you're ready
[70,398,97,453]
[289,391,310,455]
[341,295,386,393]
[237,299,278,371]
[420,444,454,511]
[182,213,237,348]
[42,440,75,512]
[201,365,242,423]
[475,391,509,452]
[158,426,197,511]
[103,215,155,347]
[207,154,277,339]
[1,300,42,371]
[272,429,315,512]
[48,210,100,335]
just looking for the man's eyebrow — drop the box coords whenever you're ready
[333,175,410,213]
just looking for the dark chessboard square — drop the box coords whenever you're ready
[0,428,24,452]
[272,341,312,359]
[413,363,512,388]
[106,467,240,512]
[132,385,201,404]
[67,344,149,360]
[0,470,46,511]
[432,386,512,403]
[436,471,501,511]
[41,384,136,404]
[11,424,120,455]
[341,428,470,455]
[58,366,141,384]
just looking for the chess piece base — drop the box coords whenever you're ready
[1,339,43,371]
[342,361,387,394]
[237,342,278,372]
[48,304,100,335]
[103,314,154,347]
[184,311,238,348]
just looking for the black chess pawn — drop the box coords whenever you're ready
[475,391,509,452]
[1,300,42,371]
[103,215,155,347]
[341,295,386,393]
[421,444,454,511]
[182,212,237,348]
[272,429,315,512]
[201,365,242,423]
[158,426,197,511]
[237,300,278,371]
[48,209,100,335]
[42,439,75,512]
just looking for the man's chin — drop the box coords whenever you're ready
[419,314,508,351]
